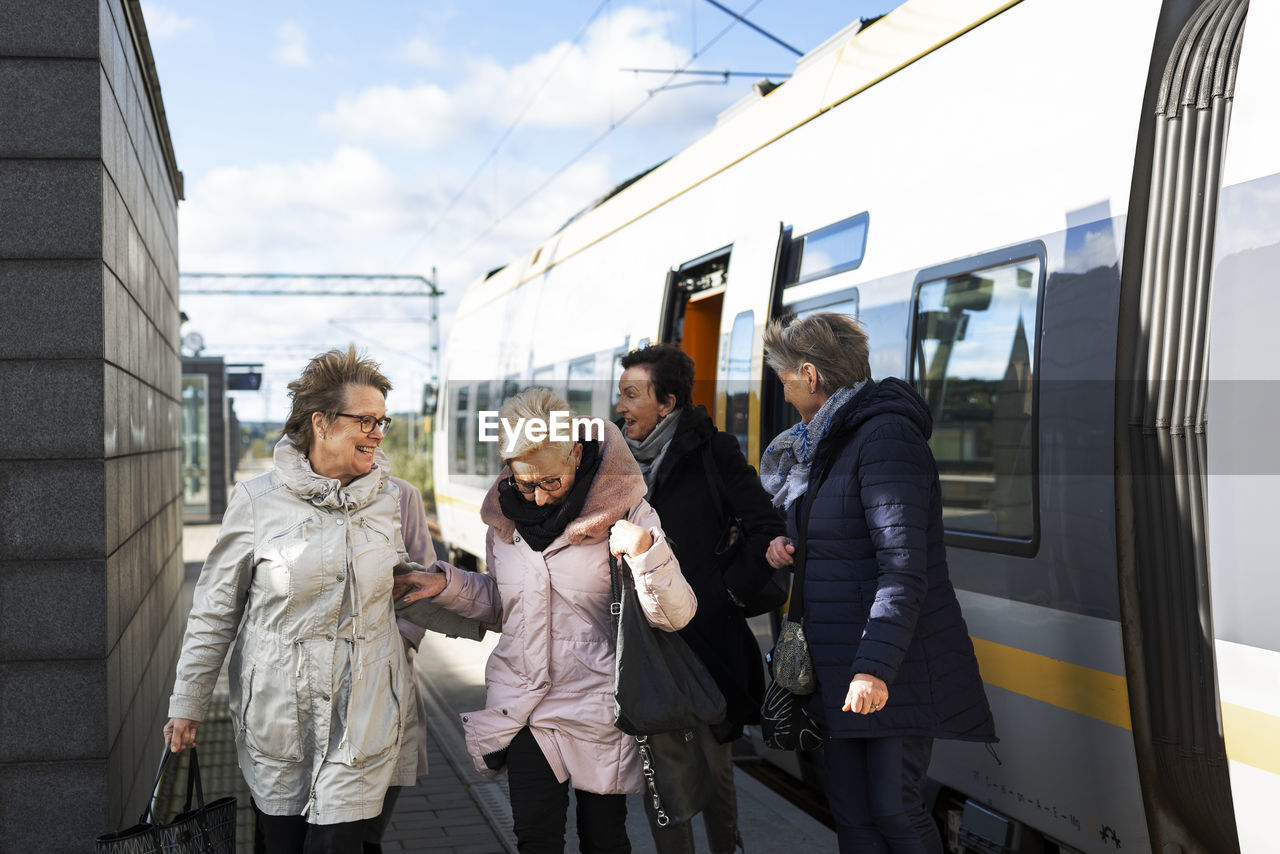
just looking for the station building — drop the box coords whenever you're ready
[0,2,185,850]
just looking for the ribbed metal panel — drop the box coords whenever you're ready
[1124,1,1248,851]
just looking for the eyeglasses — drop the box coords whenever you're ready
[337,413,392,434]
[507,475,564,495]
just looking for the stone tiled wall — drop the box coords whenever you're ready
[0,1,182,850]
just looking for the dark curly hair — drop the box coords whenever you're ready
[282,346,392,457]
[619,344,695,411]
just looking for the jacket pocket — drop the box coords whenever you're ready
[338,660,402,766]
[239,664,303,761]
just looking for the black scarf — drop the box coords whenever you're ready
[497,441,602,551]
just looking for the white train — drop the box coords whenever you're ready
[432,0,1280,850]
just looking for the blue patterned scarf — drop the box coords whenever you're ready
[759,384,864,510]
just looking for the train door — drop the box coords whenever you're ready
[762,212,870,442]
[659,247,730,413]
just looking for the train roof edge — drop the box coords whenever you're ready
[454,0,1024,319]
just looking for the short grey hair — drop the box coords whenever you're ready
[497,387,576,463]
[763,312,870,393]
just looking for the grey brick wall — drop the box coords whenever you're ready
[0,1,183,850]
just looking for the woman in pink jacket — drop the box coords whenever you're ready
[394,387,697,853]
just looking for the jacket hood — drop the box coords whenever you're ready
[272,436,391,511]
[481,419,648,545]
[828,377,933,442]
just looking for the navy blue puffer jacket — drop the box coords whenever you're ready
[791,378,996,742]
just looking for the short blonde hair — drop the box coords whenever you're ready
[498,387,575,463]
[763,312,870,393]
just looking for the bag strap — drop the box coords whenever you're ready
[183,746,208,813]
[788,430,856,626]
[699,442,728,525]
[140,747,175,824]
[608,551,629,620]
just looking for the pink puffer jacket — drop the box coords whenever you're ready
[431,422,696,794]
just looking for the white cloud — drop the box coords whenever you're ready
[178,144,613,302]
[393,35,447,69]
[320,5,719,150]
[140,3,198,40]
[273,21,311,68]
[177,145,615,418]
[319,83,463,149]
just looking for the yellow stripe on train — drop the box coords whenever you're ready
[970,636,1133,731]
[972,637,1280,776]
[1222,702,1280,777]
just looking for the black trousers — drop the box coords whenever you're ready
[820,735,943,854]
[506,726,631,854]
[252,800,374,854]
[361,785,401,853]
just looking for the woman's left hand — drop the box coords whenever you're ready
[393,567,447,603]
[609,519,653,557]
[843,673,889,715]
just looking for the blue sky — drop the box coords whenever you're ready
[142,1,903,420]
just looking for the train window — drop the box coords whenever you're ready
[475,381,494,476]
[453,385,470,475]
[912,248,1043,550]
[502,376,520,403]
[791,212,869,286]
[725,311,754,451]
[568,357,594,417]
[531,366,554,389]
[610,343,629,408]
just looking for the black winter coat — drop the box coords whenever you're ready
[637,407,786,741]
[792,379,996,742]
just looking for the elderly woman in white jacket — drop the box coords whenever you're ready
[395,387,696,854]
[164,347,418,854]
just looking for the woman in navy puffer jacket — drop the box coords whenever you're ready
[761,312,995,854]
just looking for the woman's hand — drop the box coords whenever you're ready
[164,717,198,752]
[609,519,653,557]
[393,567,447,603]
[842,673,889,715]
[766,536,795,568]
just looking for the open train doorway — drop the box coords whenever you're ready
[660,247,730,412]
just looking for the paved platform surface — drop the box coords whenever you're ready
[179,518,836,852]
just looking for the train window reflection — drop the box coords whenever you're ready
[914,258,1039,542]
[453,386,470,475]
[568,357,594,417]
[475,381,493,476]
[725,311,754,450]
[793,213,869,285]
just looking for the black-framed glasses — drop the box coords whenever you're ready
[506,475,564,495]
[337,413,392,434]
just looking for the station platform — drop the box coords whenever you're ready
[178,520,836,853]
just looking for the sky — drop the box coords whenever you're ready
[142,0,904,421]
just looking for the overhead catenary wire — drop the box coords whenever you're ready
[445,0,769,266]
[396,0,615,266]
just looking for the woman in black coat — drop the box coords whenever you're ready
[616,344,786,854]
[761,313,995,854]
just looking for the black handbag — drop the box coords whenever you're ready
[759,678,824,751]
[611,552,725,825]
[700,444,789,617]
[611,553,725,735]
[96,747,237,854]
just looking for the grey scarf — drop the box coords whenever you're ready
[759,383,864,510]
[624,409,681,496]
